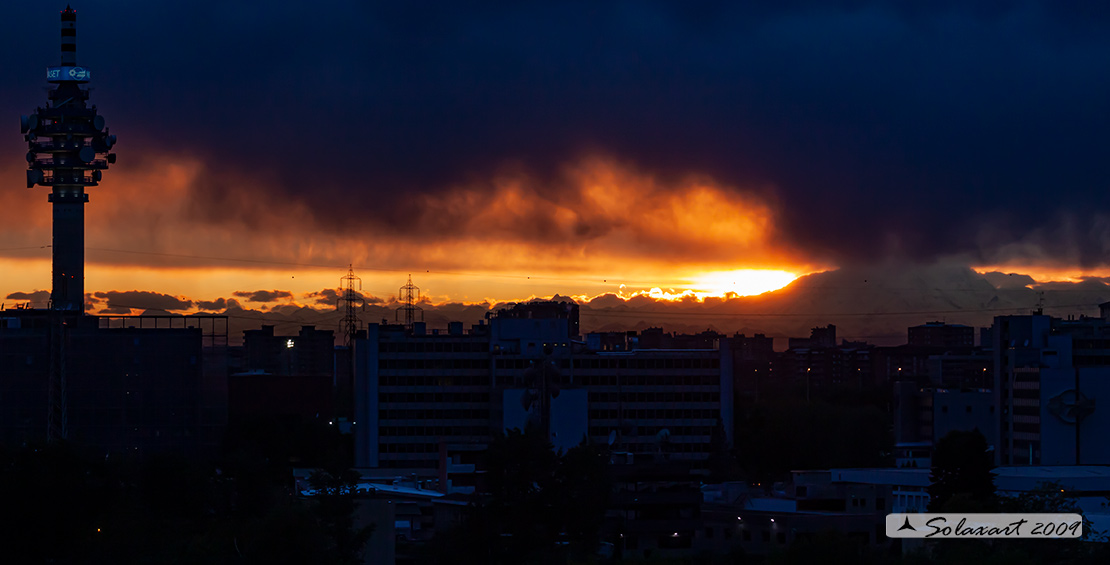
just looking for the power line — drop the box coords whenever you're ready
[9,243,1110,296]
[98,303,343,329]
[0,245,51,252]
[82,246,631,284]
[71,247,1110,291]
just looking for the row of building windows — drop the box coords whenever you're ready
[375,375,721,388]
[615,443,708,454]
[937,404,994,414]
[577,375,721,386]
[381,409,488,420]
[379,426,489,437]
[379,341,488,353]
[589,426,714,437]
[1070,339,1110,350]
[588,391,719,403]
[378,459,437,469]
[380,443,449,454]
[520,357,722,370]
[376,346,721,370]
[378,375,491,386]
[377,360,721,374]
[379,359,491,370]
[1073,355,1110,366]
[589,409,720,420]
[379,392,490,403]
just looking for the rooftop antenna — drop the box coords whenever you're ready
[337,265,365,348]
[1034,291,1045,316]
[23,4,117,313]
[396,274,423,328]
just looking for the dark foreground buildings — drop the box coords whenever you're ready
[0,310,229,455]
[353,302,734,491]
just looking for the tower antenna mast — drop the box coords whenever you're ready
[22,4,118,312]
[22,6,118,441]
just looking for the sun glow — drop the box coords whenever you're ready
[973,265,1110,285]
[611,269,800,302]
[689,269,799,298]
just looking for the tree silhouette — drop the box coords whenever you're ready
[928,429,997,512]
[426,427,608,564]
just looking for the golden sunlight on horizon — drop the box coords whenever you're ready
[971,265,1110,284]
[690,269,800,297]
[0,256,812,310]
[619,269,803,302]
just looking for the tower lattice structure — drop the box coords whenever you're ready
[396,275,423,328]
[337,265,365,348]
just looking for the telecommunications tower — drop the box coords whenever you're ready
[21,5,118,312]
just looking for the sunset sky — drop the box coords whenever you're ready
[4,2,1110,319]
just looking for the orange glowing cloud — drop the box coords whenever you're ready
[0,152,820,303]
[973,265,1110,286]
[408,157,795,269]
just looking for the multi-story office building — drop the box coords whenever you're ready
[731,333,775,399]
[908,322,974,348]
[240,325,336,377]
[893,383,996,457]
[987,314,1110,465]
[353,302,733,490]
[776,341,874,393]
[0,310,227,456]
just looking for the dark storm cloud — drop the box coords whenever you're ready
[196,297,228,311]
[93,290,192,311]
[6,290,49,303]
[308,289,342,306]
[306,288,384,306]
[232,290,294,303]
[6,2,1110,267]
[980,271,1036,290]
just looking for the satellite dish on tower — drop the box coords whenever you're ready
[93,115,104,130]
[78,146,95,163]
[608,430,617,446]
[26,169,43,188]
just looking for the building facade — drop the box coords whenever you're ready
[353,303,734,490]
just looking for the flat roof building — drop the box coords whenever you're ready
[353,303,734,492]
